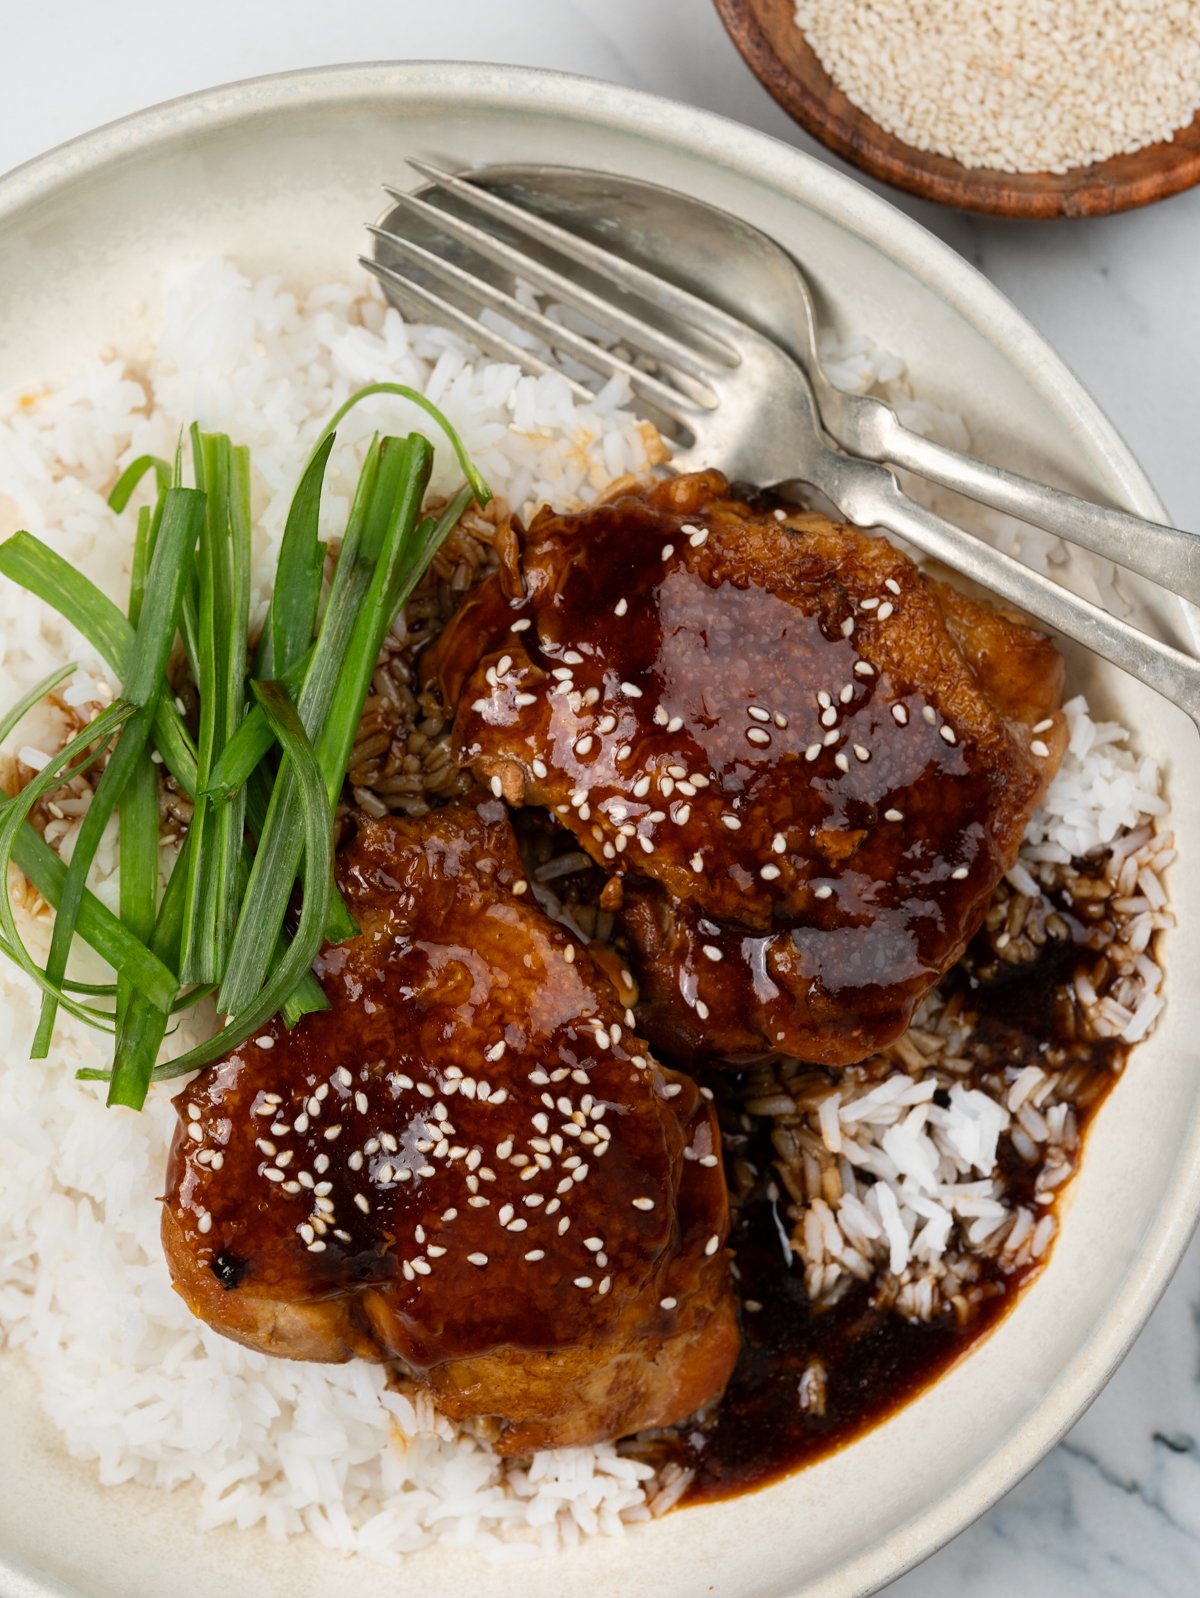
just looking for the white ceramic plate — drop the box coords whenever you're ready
[1,61,1197,1598]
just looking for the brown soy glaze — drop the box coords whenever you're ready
[433,471,1067,1071]
[645,897,1128,1503]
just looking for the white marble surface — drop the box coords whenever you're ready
[3,2,1199,1593]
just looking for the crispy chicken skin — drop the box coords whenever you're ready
[431,471,1066,1067]
[163,799,738,1452]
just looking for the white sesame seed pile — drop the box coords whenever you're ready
[793,0,1200,174]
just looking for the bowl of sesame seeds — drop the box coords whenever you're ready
[715,0,1200,218]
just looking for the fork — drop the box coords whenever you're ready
[363,160,1200,726]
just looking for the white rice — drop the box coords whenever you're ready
[0,262,1172,1558]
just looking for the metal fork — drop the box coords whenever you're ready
[364,160,1200,726]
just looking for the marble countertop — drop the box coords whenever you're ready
[3,2,1198,1592]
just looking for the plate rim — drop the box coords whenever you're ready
[0,58,1195,1598]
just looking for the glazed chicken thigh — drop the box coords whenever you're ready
[163,798,738,1452]
[432,471,1066,1067]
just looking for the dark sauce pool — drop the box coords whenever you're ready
[650,893,1128,1504]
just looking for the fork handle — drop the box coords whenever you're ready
[862,406,1200,610]
[843,469,1200,728]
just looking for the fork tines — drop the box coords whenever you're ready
[363,158,744,436]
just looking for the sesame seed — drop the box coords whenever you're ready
[951,866,969,880]
[575,735,594,756]
[632,1197,655,1211]
[695,998,710,1020]
[748,705,770,722]
[705,1235,721,1256]
[354,1193,371,1213]
[940,725,957,745]
[721,815,742,831]
[818,690,832,710]
[760,863,781,881]
[485,1040,506,1062]
[861,596,879,611]
[814,885,833,899]
[1031,739,1051,758]
[690,852,704,872]
[574,1276,594,1289]
[524,1249,546,1262]
[263,1167,285,1183]
[835,752,850,773]
[511,616,531,632]
[823,728,839,747]
[805,744,821,762]
[633,775,651,798]
[702,944,723,963]
[660,1296,677,1310]
[892,704,909,725]
[885,577,902,595]
[255,1035,274,1050]
[197,1211,213,1235]
[746,727,771,746]
[839,684,854,704]
[884,808,904,822]
[923,706,938,725]
[354,1091,369,1115]
[854,744,870,762]
[661,544,674,560]
[614,597,628,617]
[489,775,503,798]
[467,1253,488,1267]
[841,618,855,638]
[821,707,838,728]
[877,602,894,620]
[621,682,643,698]
[1034,718,1054,734]
[854,661,875,677]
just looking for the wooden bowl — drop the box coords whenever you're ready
[714,0,1200,219]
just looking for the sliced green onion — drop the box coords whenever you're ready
[117,506,160,1024]
[151,680,332,1080]
[6,816,178,1013]
[108,454,171,514]
[314,383,491,507]
[217,435,430,1016]
[256,432,333,680]
[177,433,250,984]
[0,701,138,1029]
[33,488,202,1055]
[107,825,195,1108]
[0,532,199,796]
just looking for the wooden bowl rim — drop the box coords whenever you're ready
[714,0,1200,220]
